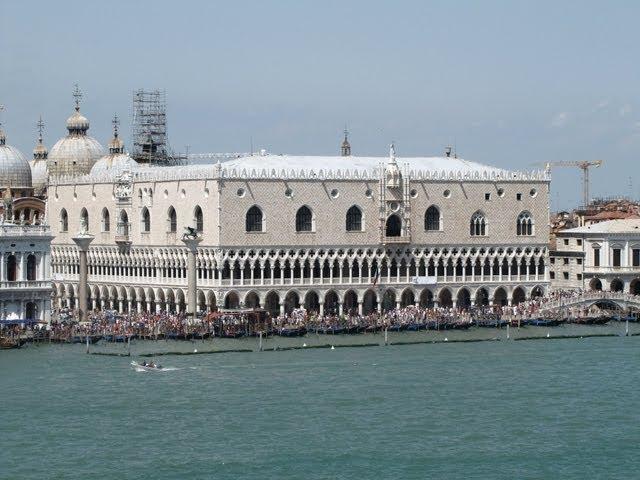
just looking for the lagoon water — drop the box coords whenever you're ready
[2,329,640,479]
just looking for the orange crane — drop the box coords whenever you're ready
[544,160,603,208]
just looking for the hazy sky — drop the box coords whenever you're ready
[2,0,638,210]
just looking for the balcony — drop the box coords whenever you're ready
[381,236,411,244]
[115,234,131,245]
[0,280,52,291]
[115,223,131,245]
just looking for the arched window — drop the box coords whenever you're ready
[26,254,37,281]
[6,254,17,281]
[167,206,177,233]
[425,206,440,231]
[80,208,89,231]
[193,205,203,233]
[470,211,486,236]
[386,214,402,237]
[141,207,151,233]
[60,209,68,232]
[246,206,264,232]
[516,211,533,236]
[296,206,313,232]
[118,210,129,236]
[101,208,110,232]
[346,205,363,231]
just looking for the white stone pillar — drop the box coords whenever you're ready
[72,234,94,322]
[358,301,363,316]
[182,237,202,319]
[19,252,26,281]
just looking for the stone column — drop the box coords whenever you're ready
[72,234,94,323]
[181,237,202,319]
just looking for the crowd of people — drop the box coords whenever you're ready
[2,289,629,342]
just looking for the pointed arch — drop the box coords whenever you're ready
[193,205,203,233]
[296,205,313,232]
[516,211,534,236]
[425,205,441,231]
[167,206,177,233]
[385,214,402,237]
[118,210,129,236]
[80,207,89,231]
[346,205,363,231]
[470,211,486,236]
[60,208,68,232]
[246,205,264,232]
[141,207,151,233]
[101,208,110,232]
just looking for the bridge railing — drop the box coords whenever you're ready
[538,291,640,312]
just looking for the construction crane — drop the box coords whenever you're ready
[544,160,603,208]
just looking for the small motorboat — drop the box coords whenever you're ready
[130,361,164,372]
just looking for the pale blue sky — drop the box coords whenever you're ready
[2,0,638,210]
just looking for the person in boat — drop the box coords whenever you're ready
[149,362,156,368]
[142,361,148,367]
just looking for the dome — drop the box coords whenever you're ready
[90,114,137,176]
[30,158,48,193]
[90,153,138,175]
[48,135,104,177]
[0,130,32,189]
[66,111,90,133]
[47,87,105,177]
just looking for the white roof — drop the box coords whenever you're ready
[222,154,507,176]
[562,219,640,235]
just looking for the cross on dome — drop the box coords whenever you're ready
[37,116,45,142]
[73,84,83,111]
[112,114,120,137]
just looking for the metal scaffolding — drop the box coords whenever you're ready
[131,89,185,166]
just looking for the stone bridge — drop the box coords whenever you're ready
[537,291,640,313]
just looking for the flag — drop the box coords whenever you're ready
[372,264,380,286]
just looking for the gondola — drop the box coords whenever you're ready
[70,334,102,344]
[277,327,307,337]
[0,337,26,349]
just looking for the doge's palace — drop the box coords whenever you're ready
[49,120,551,317]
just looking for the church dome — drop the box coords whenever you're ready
[90,115,138,175]
[90,152,138,176]
[66,111,90,132]
[0,129,32,189]
[47,86,105,177]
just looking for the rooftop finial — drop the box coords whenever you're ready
[389,142,396,162]
[73,83,82,111]
[0,104,4,130]
[341,125,351,156]
[112,114,120,138]
[37,116,45,143]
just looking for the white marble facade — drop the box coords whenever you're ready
[49,150,551,316]
[0,223,53,323]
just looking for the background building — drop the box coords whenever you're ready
[0,122,52,324]
[551,218,640,294]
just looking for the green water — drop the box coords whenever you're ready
[2,328,640,479]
